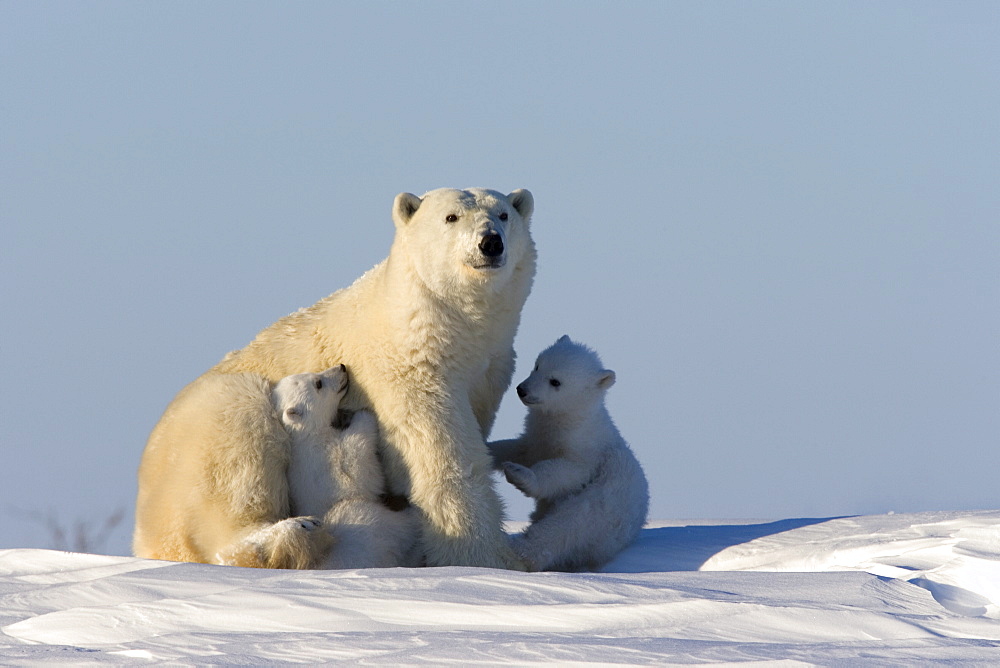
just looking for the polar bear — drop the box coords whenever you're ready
[489,336,649,572]
[272,366,420,569]
[134,188,535,569]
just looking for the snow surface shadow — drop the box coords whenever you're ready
[604,517,849,573]
[909,578,990,617]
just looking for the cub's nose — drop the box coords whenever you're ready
[516,384,527,399]
[479,233,504,258]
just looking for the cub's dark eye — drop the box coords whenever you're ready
[314,379,323,390]
[549,378,561,388]
[445,214,458,223]
[499,212,508,221]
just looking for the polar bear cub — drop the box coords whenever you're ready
[489,336,649,571]
[272,366,420,569]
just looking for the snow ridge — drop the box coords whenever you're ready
[1,511,998,664]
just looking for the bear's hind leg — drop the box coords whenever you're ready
[147,372,333,569]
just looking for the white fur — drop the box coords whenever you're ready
[489,336,649,571]
[134,187,536,570]
[272,367,420,569]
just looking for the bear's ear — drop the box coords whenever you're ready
[284,406,304,423]
[557,334,571,344]
[597,370,616,390]
[393,192,423,227]
[508,189,534,221]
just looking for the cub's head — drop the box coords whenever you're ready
[272,365,349,434]
[391,188,534,294]
[516,335,616,414]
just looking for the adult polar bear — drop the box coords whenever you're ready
[134,188,535,570]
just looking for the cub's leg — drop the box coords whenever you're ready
[322,500,421,569]
[510,499,596,572]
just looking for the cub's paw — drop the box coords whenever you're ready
[502,462,538,497]
[509,534,542,572]
[331,409,355,431]
[344,409,379,438]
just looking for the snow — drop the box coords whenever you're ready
[1,511,998,664]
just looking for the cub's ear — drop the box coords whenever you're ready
[597,370,616,390]
[393,192,423,228]
[284,406,304,422]
[508,189,534,221]
[557,334,572,344]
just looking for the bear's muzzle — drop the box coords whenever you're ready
[479,233,504,258]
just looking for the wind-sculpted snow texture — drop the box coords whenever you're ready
[1,511,998,664]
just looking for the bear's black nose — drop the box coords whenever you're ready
[516,384,527,399]
[479,234,504,258]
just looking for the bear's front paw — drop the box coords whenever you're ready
[502,462,537,497]
[284,516,322,532]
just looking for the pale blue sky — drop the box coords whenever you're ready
[2,2,997,555]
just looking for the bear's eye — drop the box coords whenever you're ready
[314,379,323,390]
[549,378,561,388]
[499,212,508,221]
[445,214,458,223]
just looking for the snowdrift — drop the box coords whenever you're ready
[1,510,998,664]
